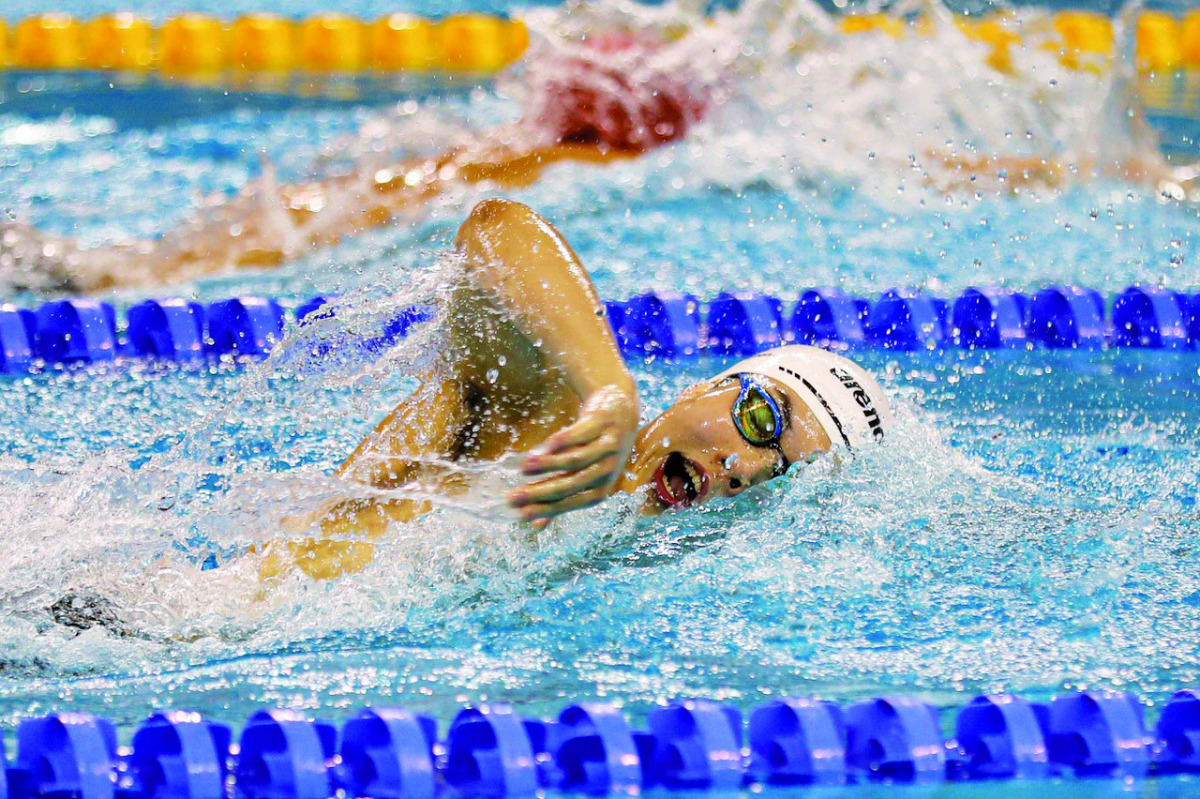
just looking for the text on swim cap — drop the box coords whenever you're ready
[830,366,885,441]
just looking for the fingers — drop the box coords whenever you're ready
[523,430,618,476]
[511,455,618,510]
[514,485,611,523]
[535,412,607,457]
[511,385,639,525]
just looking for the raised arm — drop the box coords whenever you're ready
[455,199,640,525]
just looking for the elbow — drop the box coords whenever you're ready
[467,197,521,223]
[456,198,527,246]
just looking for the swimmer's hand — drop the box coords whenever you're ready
[511,384,639,528]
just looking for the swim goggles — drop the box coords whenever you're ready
[730,374,791,477]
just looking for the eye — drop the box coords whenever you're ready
[735,390,780,444]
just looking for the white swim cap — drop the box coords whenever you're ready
[716,345,892,450]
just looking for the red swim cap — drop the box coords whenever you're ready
[527,32,709,152]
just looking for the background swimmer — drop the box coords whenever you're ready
[3,2,1192,294]
[1,28,712,293]
[259,198,892,581]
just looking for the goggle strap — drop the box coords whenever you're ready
[794,373,852,451]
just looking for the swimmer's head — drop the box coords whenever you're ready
[616,346,892,514]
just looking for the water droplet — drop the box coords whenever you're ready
[486,369,499,384]
[723,453,739,469]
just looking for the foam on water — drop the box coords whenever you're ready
[0,0,1198,726]
[2,343,1198,725]
[515,0,1171,192]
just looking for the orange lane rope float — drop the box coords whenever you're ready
[0,10,1197,78]
[2,11,530,75]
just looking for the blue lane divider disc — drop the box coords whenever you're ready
[645,699,744,791]
[931,296,950,335]
[951,288,1028,349]
[865,290,947,350]
[18,308,36,346]
[1187,293,1200,347]
[444,705,540,798]
[953,694,1049,780]
[13,712,119,799]
[791,289,868,348]
[623,293,702,357]
[1041,691,1151,778]
[520,717,563,790]
[748,697,847,786]
[1112,286,1190,349]
[130,711,231,799]
[236,709,336,799]
[0,304,35,373]
[603,301,632,354]
[1157,689,1200,773]
[338,708,438,799]
[206,298,286,357]
[844,696,945,783]
[2,285,1198,375]
[374,305,435,350]
[295,296,335,325]
[707,293,784,356]
[1010,292,1030,323]
[127,299,207,361]
[1027,287,1106,348]
[6,691,1200,796]
[34,300,118,363]
[554,703,644,796]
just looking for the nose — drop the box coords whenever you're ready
[720,449,782,495]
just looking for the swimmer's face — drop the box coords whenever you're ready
[615,375,833,514]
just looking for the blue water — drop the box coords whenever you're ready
[0,8,1199,796]
[3,81,1197,299]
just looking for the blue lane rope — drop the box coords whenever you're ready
[4,689,1200,796]
[1,285,1198,373]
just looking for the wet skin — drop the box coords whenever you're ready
[261,199,830,581]
[612,375,833,514]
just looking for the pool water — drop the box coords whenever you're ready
[0,0,1199,773]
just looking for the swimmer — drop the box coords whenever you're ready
[5,10,1193,292]
[258,198,892,581]
[2,28,711,293]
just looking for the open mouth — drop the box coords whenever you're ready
[653,451,708,509]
